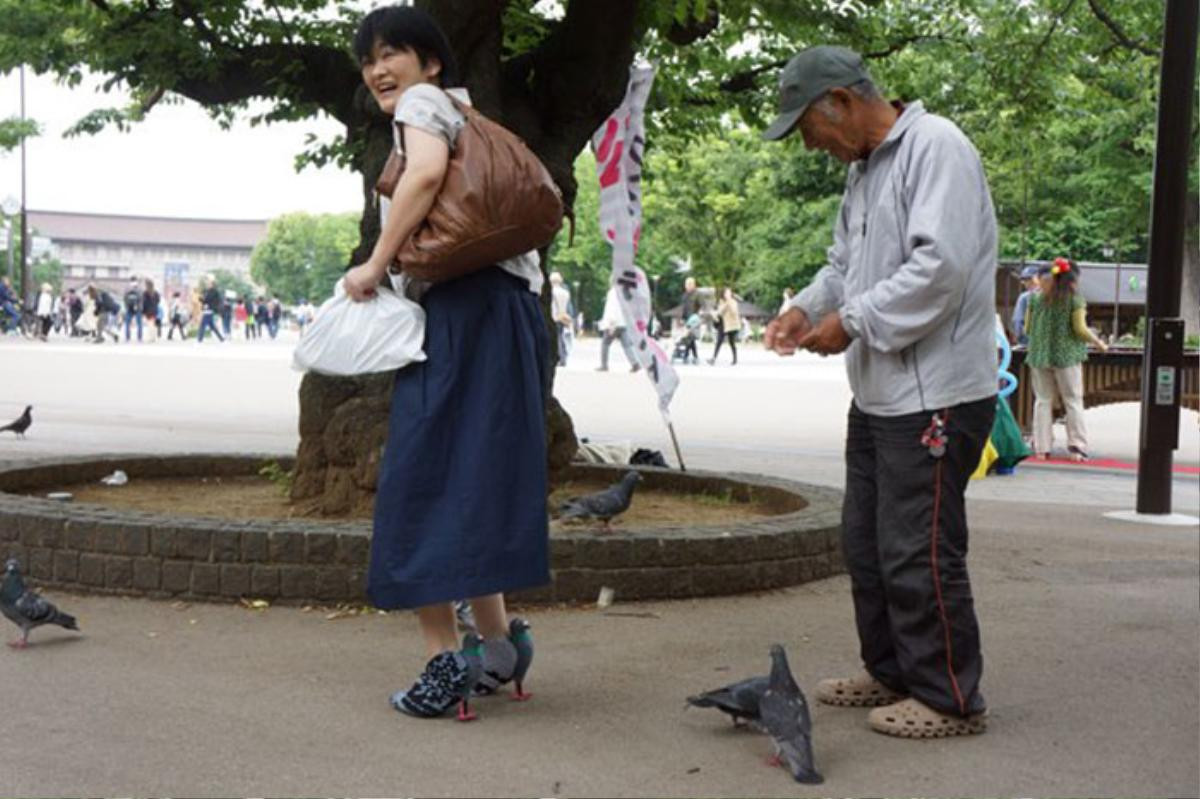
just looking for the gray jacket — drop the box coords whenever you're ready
[791,101,998,416]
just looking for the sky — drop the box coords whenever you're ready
[0,68,362,222]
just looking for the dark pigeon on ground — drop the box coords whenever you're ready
[0,405,31,438]
[1,558,79,648]
[558,470,642,531]
[509,617,534,701]
[759,643,823,784]
[687,674,770,728]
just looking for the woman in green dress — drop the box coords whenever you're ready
[1025,257,1109,461]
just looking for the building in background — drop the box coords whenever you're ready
[26,210,267,296]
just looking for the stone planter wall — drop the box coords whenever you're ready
[0,456,843,605]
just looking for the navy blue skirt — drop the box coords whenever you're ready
[367,267,551,610]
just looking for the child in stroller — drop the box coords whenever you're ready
[671,313,702,364]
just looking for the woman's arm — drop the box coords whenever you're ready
[343,125,450,301]
[1072,307,1109,351]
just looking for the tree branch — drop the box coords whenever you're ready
[172,0,229,54]
[172,42,359,126]
[1085,0,1158,57]
[1013,0,1078,106]
[715,33,969,96]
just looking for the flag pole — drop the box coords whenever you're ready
[665,418,687,472]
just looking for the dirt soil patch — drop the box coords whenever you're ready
[41,475,783,534]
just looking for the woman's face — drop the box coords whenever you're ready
[361,40,441,116]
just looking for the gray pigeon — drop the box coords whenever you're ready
[1,558,79,648]
[558,470,642,531]
[509,617,534,701]
[457,632,484,721]
[759,644,823,784]
[0,405,31,438]
[687,675,769,728]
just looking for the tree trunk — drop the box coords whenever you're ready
[293,1,642,512]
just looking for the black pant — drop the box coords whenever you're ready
[842,396,995,717]
[712,330,738,363]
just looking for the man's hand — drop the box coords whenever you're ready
[343,262,385,302]
[797,311,852,355]
[764,308,812,356]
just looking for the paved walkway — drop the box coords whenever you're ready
[0,334,1197,795]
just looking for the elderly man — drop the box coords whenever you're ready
[763,46,997,738]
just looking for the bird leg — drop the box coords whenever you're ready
[511,680,533,702]
[7,632,28,649]
[456,698,478,722]
[764,754,782,768]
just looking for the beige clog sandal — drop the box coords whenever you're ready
[816,673,907,707]
[867,697,987,738]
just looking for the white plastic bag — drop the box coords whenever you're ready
[292,279,426,376]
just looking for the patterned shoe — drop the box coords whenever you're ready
[390,651,472,719]
[867,697,987,738]
[816,672,907,707]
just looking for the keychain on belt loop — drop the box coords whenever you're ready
[921,411,948,459]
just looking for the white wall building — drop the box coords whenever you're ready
[27,210,268,297]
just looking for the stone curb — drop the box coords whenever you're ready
[0,455,843,604]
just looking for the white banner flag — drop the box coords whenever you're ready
[592,66,679,416]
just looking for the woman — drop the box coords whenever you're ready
[167,291,188,340]
[344,5,549,719]
[1025,257,1108,461]
[35,283,54,341]
[142,278,161,342]
[708,287,741,365]
[77,284,99,342]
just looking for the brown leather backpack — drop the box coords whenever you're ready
[375,95,564,283]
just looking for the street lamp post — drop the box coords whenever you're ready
[18,64,29,304]
[1102,243,1119,341]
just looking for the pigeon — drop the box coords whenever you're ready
[457,632,484,722]
[509,617,534,701]
[686,674,770,728]
[759,644,823,784]
[0,405,31,438]
[558,470,642,531]
[1,558,79,648]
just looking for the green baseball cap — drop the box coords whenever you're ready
[762,45,870,141]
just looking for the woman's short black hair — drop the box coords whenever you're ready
[353,5,460,87]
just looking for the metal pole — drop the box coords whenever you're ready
[18,64,29,304]
[4,220,12,282]
[1136,0,1197,514]
[1113,262,1120,341]
[666,419,686,472]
